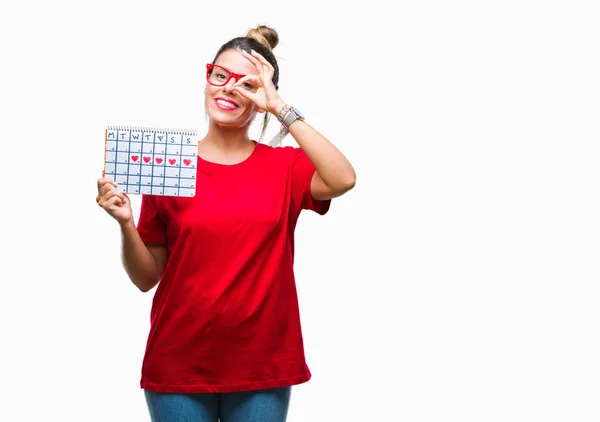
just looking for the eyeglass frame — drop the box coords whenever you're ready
[205,63,248,87]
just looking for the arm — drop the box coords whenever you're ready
[97,175,167,293]
[283,115,356,201]
[232,50,356,201]
[120,220,167,293]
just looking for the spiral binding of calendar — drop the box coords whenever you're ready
[106,125,198,136]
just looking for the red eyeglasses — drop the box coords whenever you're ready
[206,63,258,92]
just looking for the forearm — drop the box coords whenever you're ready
[287,119,356,191]
[119,220,161,292]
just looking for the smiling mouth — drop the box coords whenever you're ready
[215,99,239,110]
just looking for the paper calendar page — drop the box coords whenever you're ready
[104,126,199,197]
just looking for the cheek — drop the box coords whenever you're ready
[204,84,219,110]
[243,98,260,112]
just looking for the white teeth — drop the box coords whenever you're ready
[216,99,237,108]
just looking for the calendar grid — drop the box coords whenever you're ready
[161,132,167,195]
[138,130,145,194]
[178,134,184,196]
[104,126,199,197]
[125,129,132,190]
[151,130,159,194]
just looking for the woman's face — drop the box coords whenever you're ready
[204,49,262,129]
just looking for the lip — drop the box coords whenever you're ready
[215,97,239,110]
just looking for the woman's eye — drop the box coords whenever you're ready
[216,73,227,80]
[243,82,255,90]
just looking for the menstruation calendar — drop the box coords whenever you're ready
[104,126,199,197]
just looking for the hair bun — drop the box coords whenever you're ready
[246,25,279,51]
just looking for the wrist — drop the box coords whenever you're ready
[119,218,136,231]
[280,105,305,129]
[271,101,288,117]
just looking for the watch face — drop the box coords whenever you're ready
[293,108,305,119]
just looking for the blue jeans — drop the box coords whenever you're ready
[144,387,291,422]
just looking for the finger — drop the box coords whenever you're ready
[96,189,112,204]
[234,74,262,88]
[104,195,124,209]
[98,182,116,197]
[250,50,273,71]
[242,51,273,82]
[97,177,118,191]
[100,185,125,203]
[248,50,274,79]
[232,86,254,101]
[105,188,126,203]
[241,49,264,71]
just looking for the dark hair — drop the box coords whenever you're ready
[211,25,280,142]
[211,25,280,89]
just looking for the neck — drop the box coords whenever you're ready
[202,122,253,150]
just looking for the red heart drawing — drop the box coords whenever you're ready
[169,159,176,165]
[143,156,151,163]
[131,155,139,162]
[183,159,192,166]
[155,158,163,164]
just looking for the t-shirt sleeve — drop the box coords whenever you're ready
[291,148,331,216]
[136,195,167,244]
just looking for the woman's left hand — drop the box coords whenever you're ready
[233,50,286,116]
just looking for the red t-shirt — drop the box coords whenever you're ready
[136,142,331,393]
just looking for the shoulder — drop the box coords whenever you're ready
[256,142,304,163]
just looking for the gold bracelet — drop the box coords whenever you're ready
[277,104,292,122]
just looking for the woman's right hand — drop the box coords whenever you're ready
[96,172,133,225]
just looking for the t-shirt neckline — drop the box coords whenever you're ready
[197,140,261,168]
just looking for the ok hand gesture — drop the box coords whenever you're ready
[233,50,286,116]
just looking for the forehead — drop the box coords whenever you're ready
[214,49,258,75]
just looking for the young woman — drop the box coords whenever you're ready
[96,24,355,422]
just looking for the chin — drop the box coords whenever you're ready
[207,109,256,129]
[208,113,242,128]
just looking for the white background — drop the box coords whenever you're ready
[1,0,599,421]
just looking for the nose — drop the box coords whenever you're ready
[222,77,237,94]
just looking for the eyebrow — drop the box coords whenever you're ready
[216,63,260,76]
